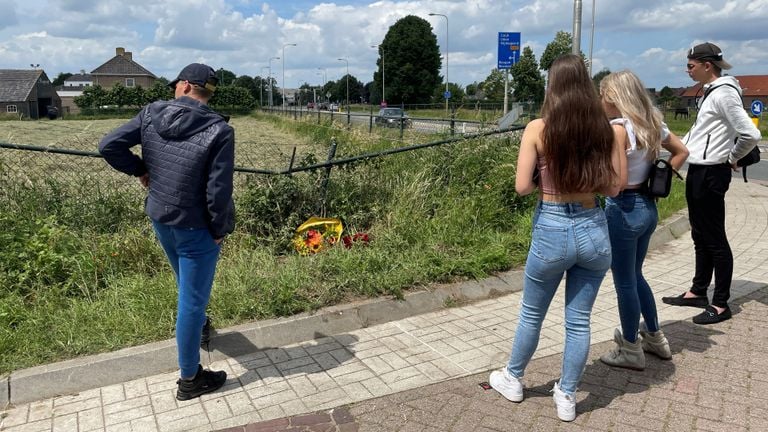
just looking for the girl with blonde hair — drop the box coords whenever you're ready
[598,70,688,370]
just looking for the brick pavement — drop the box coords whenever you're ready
[1,179,767,432]
[222,285,768,432]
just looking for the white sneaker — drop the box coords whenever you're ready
[551,382,576,422]
[489,368,523,402]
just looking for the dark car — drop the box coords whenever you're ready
[375,108,411,128]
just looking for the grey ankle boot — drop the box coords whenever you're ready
[638,326,672,360]
[600,328,645,370]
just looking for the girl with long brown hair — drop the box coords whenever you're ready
[489,54,625,422]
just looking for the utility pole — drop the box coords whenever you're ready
[572,0,582,55]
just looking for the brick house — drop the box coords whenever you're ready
[57,72,93,115]
[91,47,157,89]
[0,69,61,119]
[679,75,768,115]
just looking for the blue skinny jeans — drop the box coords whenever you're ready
[605,191,659,343]
[506,200,611,395]
[152,221,221,379]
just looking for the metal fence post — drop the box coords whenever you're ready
[450,105,456,137]
[347,105,351,127]
[369,104,374,133]
[400,103,404,140]
[318,137,338,216]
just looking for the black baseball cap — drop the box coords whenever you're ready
[168,63,219,91]
[687,42,732,70]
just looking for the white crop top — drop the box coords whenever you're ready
[610,118,670,187]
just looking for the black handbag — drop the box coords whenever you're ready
[646,159,682,198]
[736,145,761,182]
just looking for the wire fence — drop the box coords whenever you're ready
[0,116,525,235]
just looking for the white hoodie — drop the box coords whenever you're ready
[683,76,761,165]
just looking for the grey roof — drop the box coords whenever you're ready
[0,69,42,102]
[65,73,93,82]
[91,55,156,78]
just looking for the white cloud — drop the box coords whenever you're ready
[0,0,765,90]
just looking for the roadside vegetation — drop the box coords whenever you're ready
[0,113,687,374]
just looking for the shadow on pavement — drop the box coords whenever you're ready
[204,329,359,389]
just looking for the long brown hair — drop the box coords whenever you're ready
[540,54,615,193]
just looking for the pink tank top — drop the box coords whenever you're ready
[537,156,558,195]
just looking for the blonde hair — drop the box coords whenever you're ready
[599,70,663,159]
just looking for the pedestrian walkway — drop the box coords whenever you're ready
[2,179,767,432]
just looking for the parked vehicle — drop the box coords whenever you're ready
[374,108,411,128]
[307,102,315,109]
[329,103,339,111]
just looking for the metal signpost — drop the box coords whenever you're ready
[752,100,764,128]
[498,32,521,115]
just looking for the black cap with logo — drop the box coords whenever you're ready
[687,42,732,70]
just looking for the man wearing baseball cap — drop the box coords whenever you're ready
[99,63,234,399]
[662,43,760,324]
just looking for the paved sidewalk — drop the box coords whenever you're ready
[2,179,767,432]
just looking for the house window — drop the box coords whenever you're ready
[125,78,135,88]
[7,105,17,113]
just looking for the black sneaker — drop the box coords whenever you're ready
[201,316,211,348]
[692,305,732,325]
[661,292,708,308]
[176,365,227,401]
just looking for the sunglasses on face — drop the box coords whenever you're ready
[687,63,697,70]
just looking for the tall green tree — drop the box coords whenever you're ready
[215,68,237,86]
[540,31,576,71]
[432,82,465,104]
[480,69,511,101]
[592,68,611,90]
[74,85,109,109]
[373,15,441,105]
[147,80,173,102]
[657,86,680,109]
[511,46,545,105]
[52,72,73,86]
[233,75,258,102]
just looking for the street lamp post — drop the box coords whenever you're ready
[268,56,280,107]
[572,0,583,55]
[260,66,269,108]
[317,68,327,103]
[282,43,297,110]
[588,0,596,75]
[370,45,385,106]
[429,13,449,113]
[337,57,349,109]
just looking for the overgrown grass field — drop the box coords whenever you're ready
[0,114,687,374]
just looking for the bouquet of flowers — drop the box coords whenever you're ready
[292,216,343,255]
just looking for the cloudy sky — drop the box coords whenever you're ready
[1,0,766,91]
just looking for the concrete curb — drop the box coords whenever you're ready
[7,212,689,405]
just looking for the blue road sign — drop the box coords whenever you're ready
[751,100,764,116]
[444,90,451,99]
[498,32,521,70]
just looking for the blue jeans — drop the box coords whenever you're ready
[152,221,221,379]
[506,201,611,395]
[606,191,659,342]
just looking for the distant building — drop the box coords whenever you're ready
[0,69,61,119]
[57,71,94,115]
[679,75,768,113]
[91,47,157,89]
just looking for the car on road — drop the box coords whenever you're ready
[329,103,339,111]
[374,108,411,128]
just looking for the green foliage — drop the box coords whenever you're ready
[511,46,545,105]
[374,15,441,105]
[52,72,73,86]
[480,69,511,101]
[540,30,575,71]
[0,115,689,373]
[210,85,257,110]
[592,68,611,90]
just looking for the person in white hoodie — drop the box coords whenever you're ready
[662,42,761,324]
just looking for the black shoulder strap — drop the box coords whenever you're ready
[700,83,740,106]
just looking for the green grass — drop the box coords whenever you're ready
[0,115,687,374]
